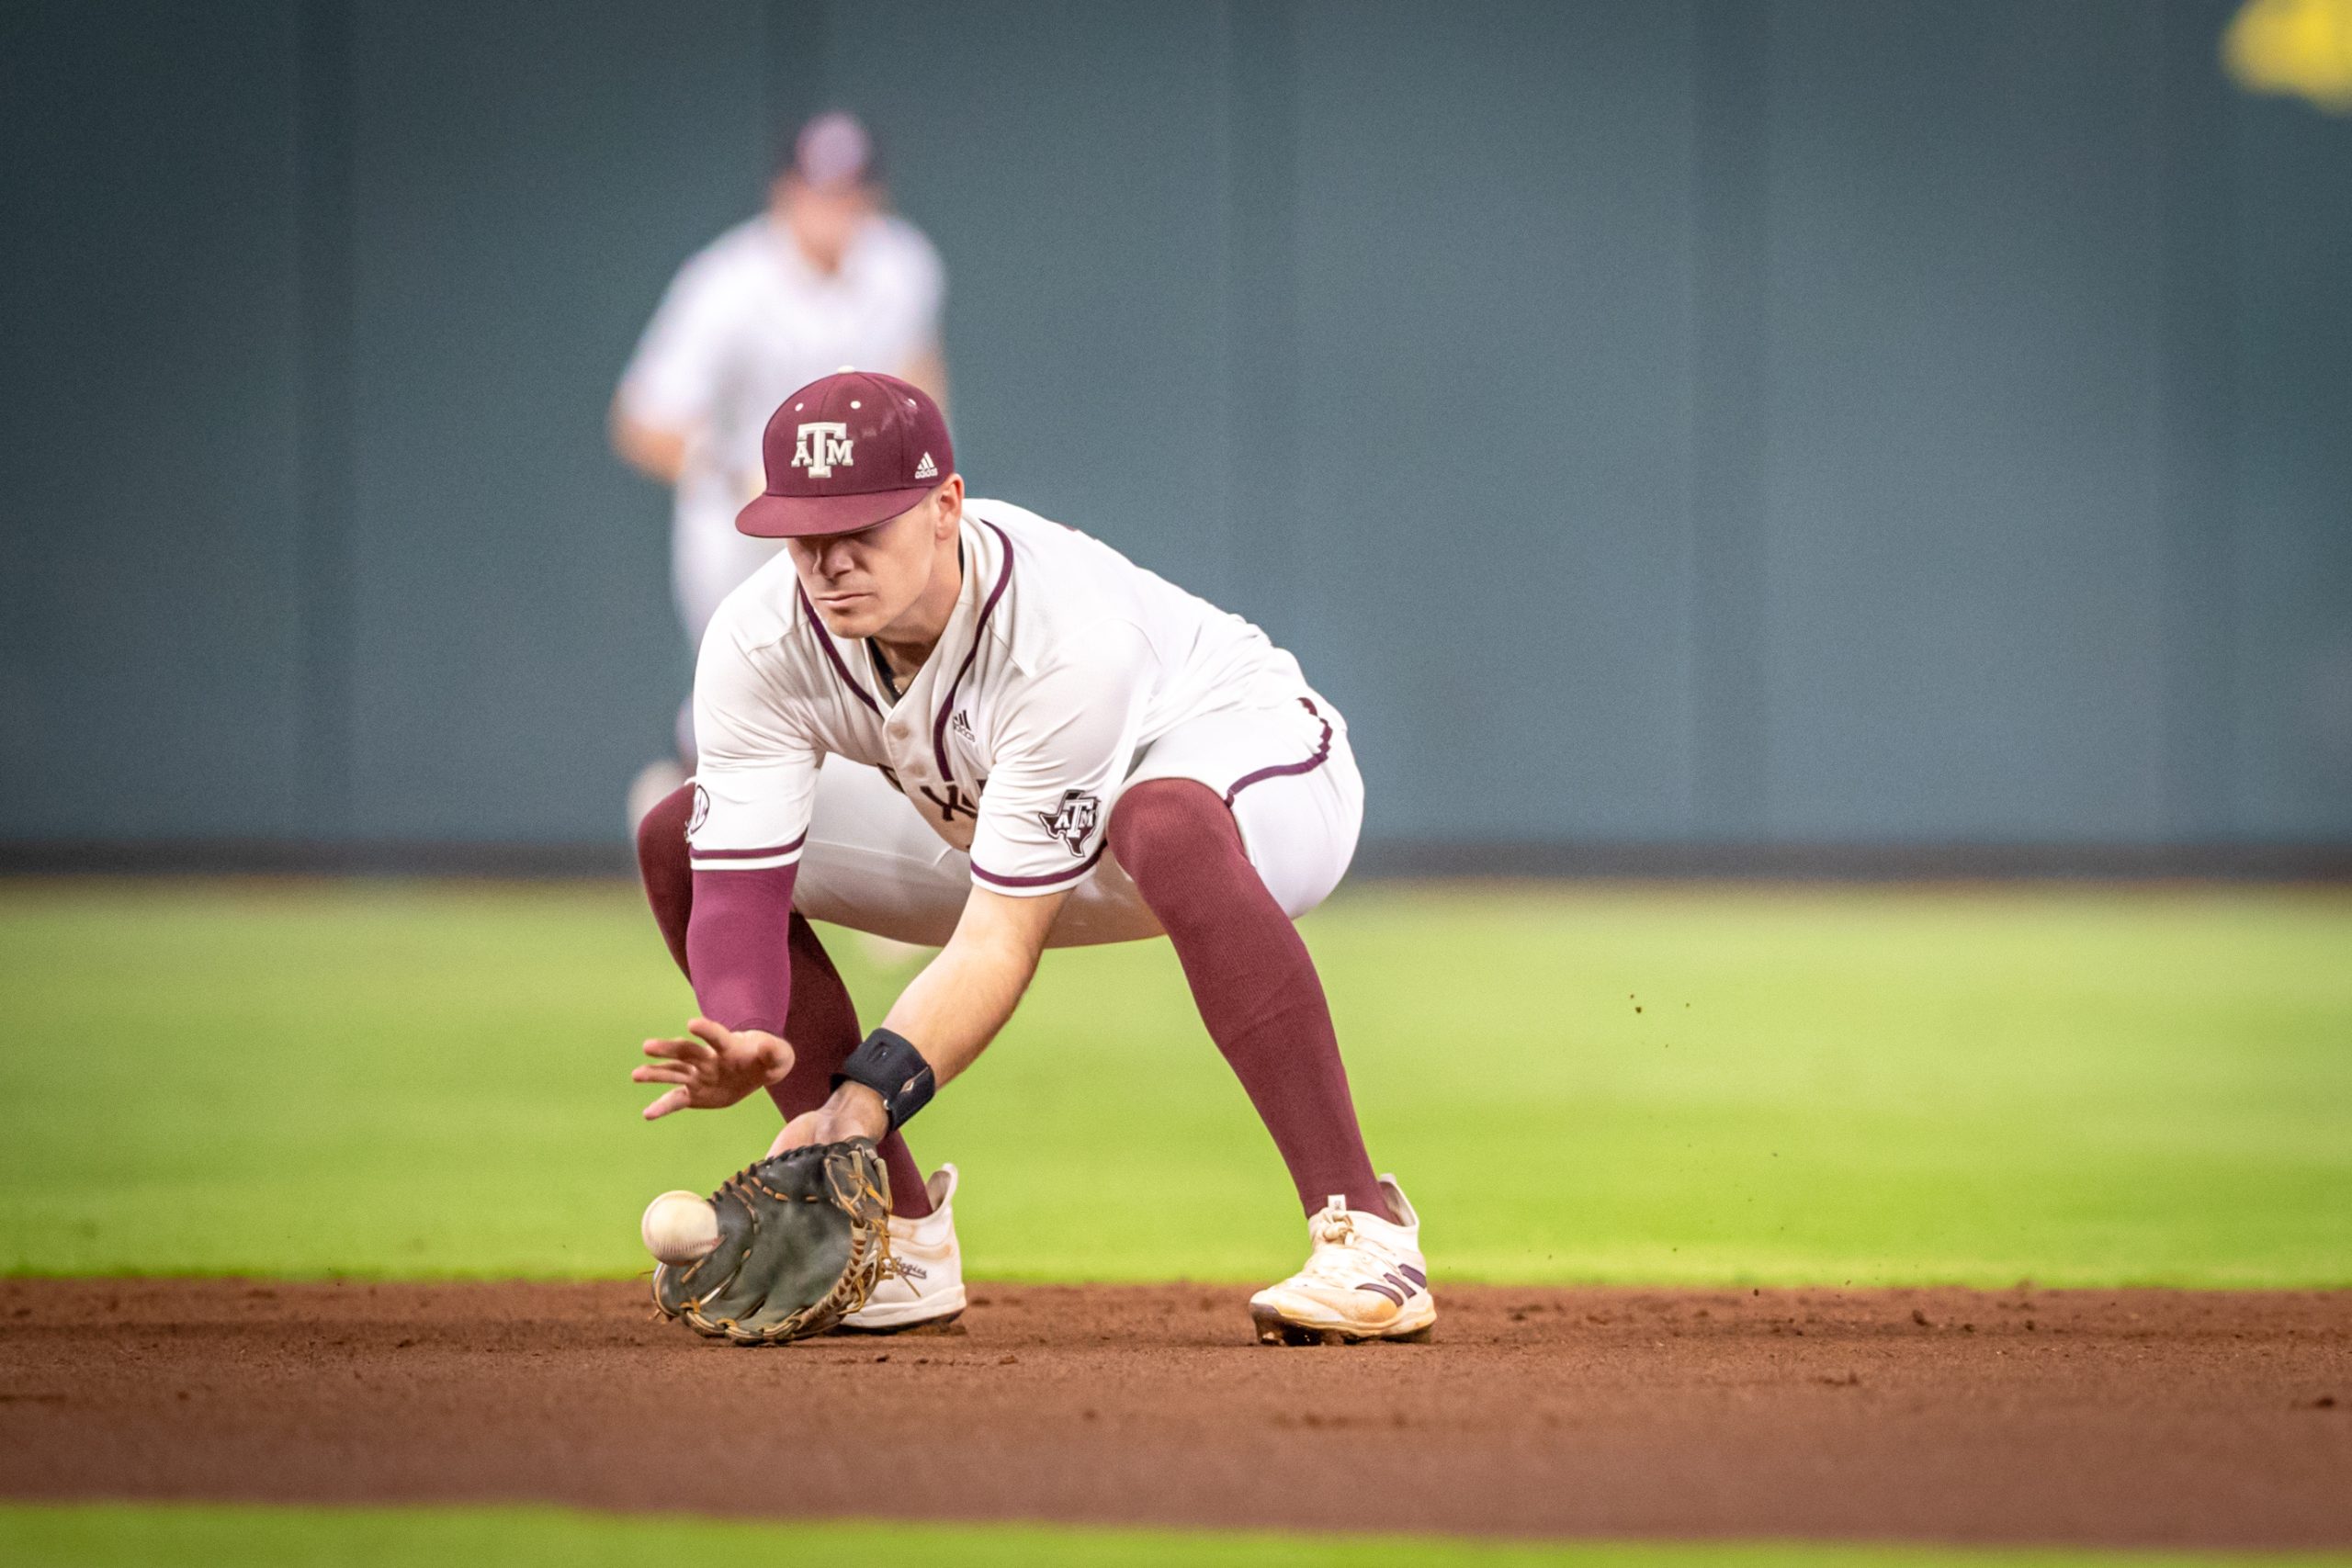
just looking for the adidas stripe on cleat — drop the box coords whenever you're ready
[1247,1177,1434,1345]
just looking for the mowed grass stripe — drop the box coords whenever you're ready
[3,1505,2343,1568]
[0,880,2346,1285]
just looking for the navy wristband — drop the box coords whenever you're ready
[833,1027,936,1131]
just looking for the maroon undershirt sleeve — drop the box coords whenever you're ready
[684,863,798,1036]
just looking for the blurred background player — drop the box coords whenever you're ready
[613,110,948,827]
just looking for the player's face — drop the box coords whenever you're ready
[786,480,962,643]
[777,175,877,273]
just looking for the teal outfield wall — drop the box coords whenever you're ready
[4,0,2348,858]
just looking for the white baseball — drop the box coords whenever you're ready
[640,1190,721,1265]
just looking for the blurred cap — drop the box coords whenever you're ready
[790,110,877,190]
[737,370,954,538]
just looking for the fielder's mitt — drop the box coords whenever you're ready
[652,1139,893,1345]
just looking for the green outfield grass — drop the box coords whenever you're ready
[0,878,2346,1285]
[3,1505,2343,1568]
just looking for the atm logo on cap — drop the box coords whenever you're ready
[791,422,854,479]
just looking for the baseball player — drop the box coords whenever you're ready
[613,110,944,799]
[630,371,1430,1344]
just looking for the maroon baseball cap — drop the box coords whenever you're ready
[789,110,878,191]
[736,370,955,538]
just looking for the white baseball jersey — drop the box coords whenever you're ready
[687,500,1336,897]
[620,214,944,508]
[617,214,945,640]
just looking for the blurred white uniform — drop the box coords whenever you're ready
[686,500,1363,948]
[617,214,944,645]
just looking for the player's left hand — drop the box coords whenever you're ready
[650,1139,894,1344]
[766,1082,890,1156]
[633,1018,793,1120]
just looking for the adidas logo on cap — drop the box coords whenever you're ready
[914,451,937,480]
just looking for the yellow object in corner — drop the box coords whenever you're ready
[2225,0,2352,112]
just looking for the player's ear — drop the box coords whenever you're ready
[932,476,963,540]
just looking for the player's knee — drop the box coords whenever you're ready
[635,783,697,887]
[1110,779,1240,881]
[636,784,698,980]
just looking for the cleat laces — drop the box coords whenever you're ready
[1288,1203,1402,1292]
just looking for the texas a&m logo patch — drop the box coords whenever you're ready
[790,421,854,478]
[1037,789,1100,856]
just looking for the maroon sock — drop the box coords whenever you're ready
[635,784,933,1218]
[636,785,698,976]
[766,914,934,1218]
[1109,779,1393,1222]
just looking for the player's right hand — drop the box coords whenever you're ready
[632,1018,794,1120]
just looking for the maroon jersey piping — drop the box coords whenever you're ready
[797,587,882,715]
[1223,698,1334,804]
[970,841,1106,889]
[688,832,808,862]
[932,518,1016,785]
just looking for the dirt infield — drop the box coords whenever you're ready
[2,1280,2346,1549]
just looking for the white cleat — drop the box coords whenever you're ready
[1249,1176,1434,1345]
[837,1164,967,1333]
